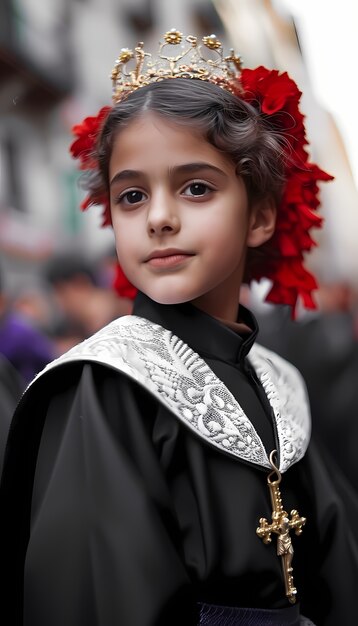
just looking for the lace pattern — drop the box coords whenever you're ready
[248,346,311,472]
[33,315,311,472]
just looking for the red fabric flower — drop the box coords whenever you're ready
[70,106,111,169]
[70,67,333,315]
[70,106,112,224]
[240,67,333,316]
[113,264,138,300]
[241,67,301,115]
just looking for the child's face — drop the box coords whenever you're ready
[109,113,271,318]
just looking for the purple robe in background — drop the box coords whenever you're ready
[0,312,55,386]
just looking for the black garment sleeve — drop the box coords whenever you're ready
[295,442,358,626]
[22,364,197,626]
[0,355,24,475]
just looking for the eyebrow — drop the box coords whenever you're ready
[110,170,143,187]
[169,162,227,177]
[109,162,227,187]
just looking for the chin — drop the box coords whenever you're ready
[141,285,200,306]
[147,292,194,305]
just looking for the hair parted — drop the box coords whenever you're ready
[85,79,287,210]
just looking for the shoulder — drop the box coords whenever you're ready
[23,315,159,403]
[30,315,138,380]
[14,316,153,430]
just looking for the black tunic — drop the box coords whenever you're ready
[1,293,357,625]
[0,354,23,475]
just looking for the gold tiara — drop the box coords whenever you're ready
[110,29,243,103]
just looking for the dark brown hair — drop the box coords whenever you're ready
[85,78,288,207]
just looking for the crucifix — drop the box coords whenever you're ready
[256,450,306,604]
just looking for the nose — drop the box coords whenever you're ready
[147,191,180,236]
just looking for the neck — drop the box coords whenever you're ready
[191,286,241,322]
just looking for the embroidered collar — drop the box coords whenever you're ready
[33,312,311,473]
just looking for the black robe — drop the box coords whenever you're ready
[0,354,24,475]
[1,293,357,625]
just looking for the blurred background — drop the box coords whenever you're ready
[1,0,358,288]
[0,0,358,486]
[1,0,358,285]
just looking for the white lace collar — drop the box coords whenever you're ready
[34,315,311,472]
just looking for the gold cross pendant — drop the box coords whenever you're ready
[256,450,306,604]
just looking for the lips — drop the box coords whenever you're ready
[144,249,194,268]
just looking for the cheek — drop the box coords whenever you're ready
[199,200,247,234]
[114,238,133,267]
[203,221,248,275]
[112,216,136,254]
[201,216,247,255]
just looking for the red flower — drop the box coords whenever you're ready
[70,106,112,224]
[70,106,111,170]
[241,67,301,115]
[239,66,333,316]
[113,264,138,300]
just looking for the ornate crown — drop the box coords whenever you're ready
[110,28,243,103]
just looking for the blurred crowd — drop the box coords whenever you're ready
[0,250,132,470]
[1,254,358,493]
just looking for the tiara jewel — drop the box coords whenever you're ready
[110,29,243,103]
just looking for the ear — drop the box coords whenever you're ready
[246,196,277,248]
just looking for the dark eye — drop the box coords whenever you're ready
[183,182,210,197]
[121,190,146,205]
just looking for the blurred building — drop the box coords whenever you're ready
[1,0,357,294]
[0,0,223,290]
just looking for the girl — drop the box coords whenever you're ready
[1,30,357,626]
